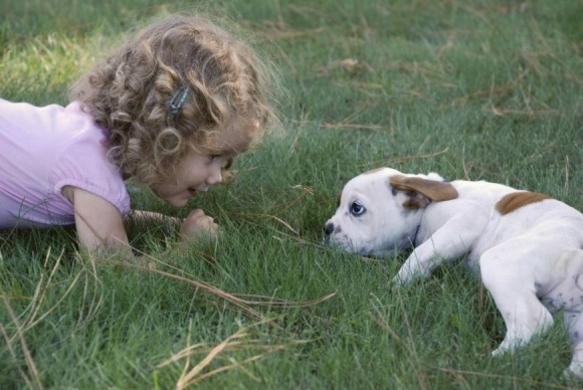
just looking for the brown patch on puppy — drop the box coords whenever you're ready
[402,192,430,209]
[389,175,458,202]
[336,192,342,207]
[495,191,551,215]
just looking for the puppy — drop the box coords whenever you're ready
[324,167,583,377]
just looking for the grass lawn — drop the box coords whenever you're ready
[2,0,583,388]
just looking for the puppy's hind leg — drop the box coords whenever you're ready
[479,244,554,356]
[566,339,583,378]
[560,253,583,378]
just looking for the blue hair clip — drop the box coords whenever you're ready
[167,84,190,116]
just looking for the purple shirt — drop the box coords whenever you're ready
[0,99,130,228]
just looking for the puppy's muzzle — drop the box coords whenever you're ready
[323,221,338,243]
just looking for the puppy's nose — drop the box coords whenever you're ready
[324,222,334,236]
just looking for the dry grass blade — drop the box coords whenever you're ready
[322,105,382,131]
[6,249,82,341]
[101,258,269,323]
[158,339,298,368]
[76,252,104,326]
[322,123,385,131]
[176,328,249,388]
[236,292,336,308]
[184,346,288,386]
[2,300,43,390]
[285,185,314,210]
[489,106,560,117]
[450,84,515,104]
[240,213,299,235]
[157,319,314,388]
[1,323,34,389]
[111,256,336,309]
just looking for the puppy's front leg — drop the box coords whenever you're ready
[394,215,481,284]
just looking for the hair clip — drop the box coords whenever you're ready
[167,84,190,116]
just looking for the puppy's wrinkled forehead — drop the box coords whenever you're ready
[340,168,401,203]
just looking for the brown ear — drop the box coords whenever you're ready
[389,175,458,208]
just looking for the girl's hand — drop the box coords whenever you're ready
[180,208,219,241]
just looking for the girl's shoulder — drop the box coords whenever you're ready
[0,99,130,225]
[50,104,130,216]
[0,99,101,142]
[2,99,129,211]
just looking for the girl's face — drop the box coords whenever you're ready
[151,118,257,207]
[152,151,232,207]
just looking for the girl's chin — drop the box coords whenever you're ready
[166,198,187,207]
[165,192,196,207]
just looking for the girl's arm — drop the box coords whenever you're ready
[64,187,218,256]
[128,209,219,241]
[65,186,132,256]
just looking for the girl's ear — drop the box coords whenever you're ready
[389,175,458,209]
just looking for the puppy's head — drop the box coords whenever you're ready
[323,168,457,256]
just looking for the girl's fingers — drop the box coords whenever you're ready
[180,209,218,240]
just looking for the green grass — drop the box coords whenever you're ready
[2,0,583,388]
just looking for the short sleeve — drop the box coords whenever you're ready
[49,109,130,217]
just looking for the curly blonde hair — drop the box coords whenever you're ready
[70,14,278,186]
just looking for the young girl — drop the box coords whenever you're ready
[0,14,277,256]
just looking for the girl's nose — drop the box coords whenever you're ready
[206,167,222,185]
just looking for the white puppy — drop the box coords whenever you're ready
[324,167,583,377]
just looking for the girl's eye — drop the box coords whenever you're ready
[207,154,221,163]
[350,201,366,216]
[222,158,233,170]
[206,154,234,169]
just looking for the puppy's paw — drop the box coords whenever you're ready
[565,342,583,378]
[492,339,519,357]
[563,365,583,379]
[393,262,431,285]
[491,347,507,357]
[392,269,414,285]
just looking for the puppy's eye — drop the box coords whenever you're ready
[350,201,366,216]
